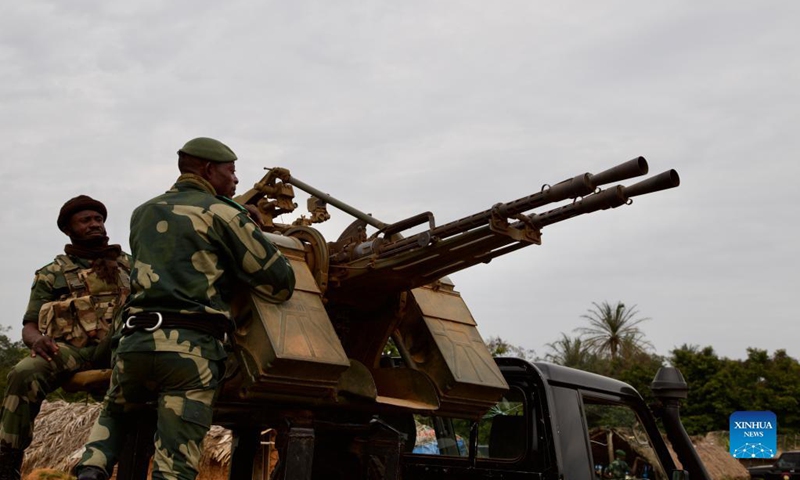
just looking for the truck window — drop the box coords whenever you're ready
[582,398,669,480]
[477,386,526,460]
[412,415,470,456]
[410,386,528,460]
[776,452,800,468]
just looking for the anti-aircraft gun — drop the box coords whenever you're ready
[209,157,682,479]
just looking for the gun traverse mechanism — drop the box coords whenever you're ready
[217,157,680,426]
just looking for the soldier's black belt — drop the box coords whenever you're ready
[123,312,230,341]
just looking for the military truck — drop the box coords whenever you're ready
[100,157,710,480]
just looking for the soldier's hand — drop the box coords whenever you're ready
[30,334,59,362]
[244,204,266,229]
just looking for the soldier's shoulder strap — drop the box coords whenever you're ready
[117,253,132,272]
[53,254,87,296]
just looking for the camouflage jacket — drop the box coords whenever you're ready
[606,459,630,480]
[24,252,132,347]
[120,173,295,360]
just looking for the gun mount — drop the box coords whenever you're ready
[215,157,680,428]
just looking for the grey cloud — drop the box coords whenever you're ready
[1,1,798,361]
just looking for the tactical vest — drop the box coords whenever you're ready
[37,254,131,348]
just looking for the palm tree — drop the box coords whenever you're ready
[544,333,595,369]
[574,301,653,361]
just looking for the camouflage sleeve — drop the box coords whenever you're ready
[213,206,295,303]
[21,263,63,325]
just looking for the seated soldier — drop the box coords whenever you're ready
[0,196,130,480]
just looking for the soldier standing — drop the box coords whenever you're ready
[0,196,131,480]
[75,137,295,480]
[605,449,631,480]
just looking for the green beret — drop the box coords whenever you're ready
[615,449,626,458]
[178,137,237,163]
[57,195,107,233]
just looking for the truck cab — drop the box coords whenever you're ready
[109,356,707,480]
[401,358,694,480]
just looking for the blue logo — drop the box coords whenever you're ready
[729,411,777,458]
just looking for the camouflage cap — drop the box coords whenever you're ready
[57,195,107,232]
[178,137,237,163]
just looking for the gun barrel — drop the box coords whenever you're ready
[622,169,680,198]
[531,186,628,229]
[327,164,681,301]
[376,157,650,257]
[588,156,649,186]
[532,169,680,229]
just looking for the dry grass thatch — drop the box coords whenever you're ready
[197,425,235,480]
[692,434,750,480]
[23,400,103,474]
[24,469,76,480]
[23,400,236,480]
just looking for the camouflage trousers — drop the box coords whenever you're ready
[0,343,96,450]
[77,351,224,480]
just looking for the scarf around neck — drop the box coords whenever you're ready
[64,239,123,284]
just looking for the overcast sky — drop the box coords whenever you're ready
[1,1,798,362]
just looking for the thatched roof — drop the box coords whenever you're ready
[23,401,235,480]
[692,433,750,480]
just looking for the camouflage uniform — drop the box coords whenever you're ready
[78,173,295,480]
[0,253,131,451]
[606,457,630,480]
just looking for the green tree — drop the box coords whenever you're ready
[382,337,400,357]
[0,326,27,395]
[667,345,800,435]
[763,349,800,431]
[732,348,800,433]
[612,349,665,406]
[541,302,663,397]
[574,301,652,361]
[544,333,597,370]
[668,344,729,434]
[485,336,536,361]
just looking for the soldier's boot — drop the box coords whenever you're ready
[0,447,24,480]
[75,466,108,480]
